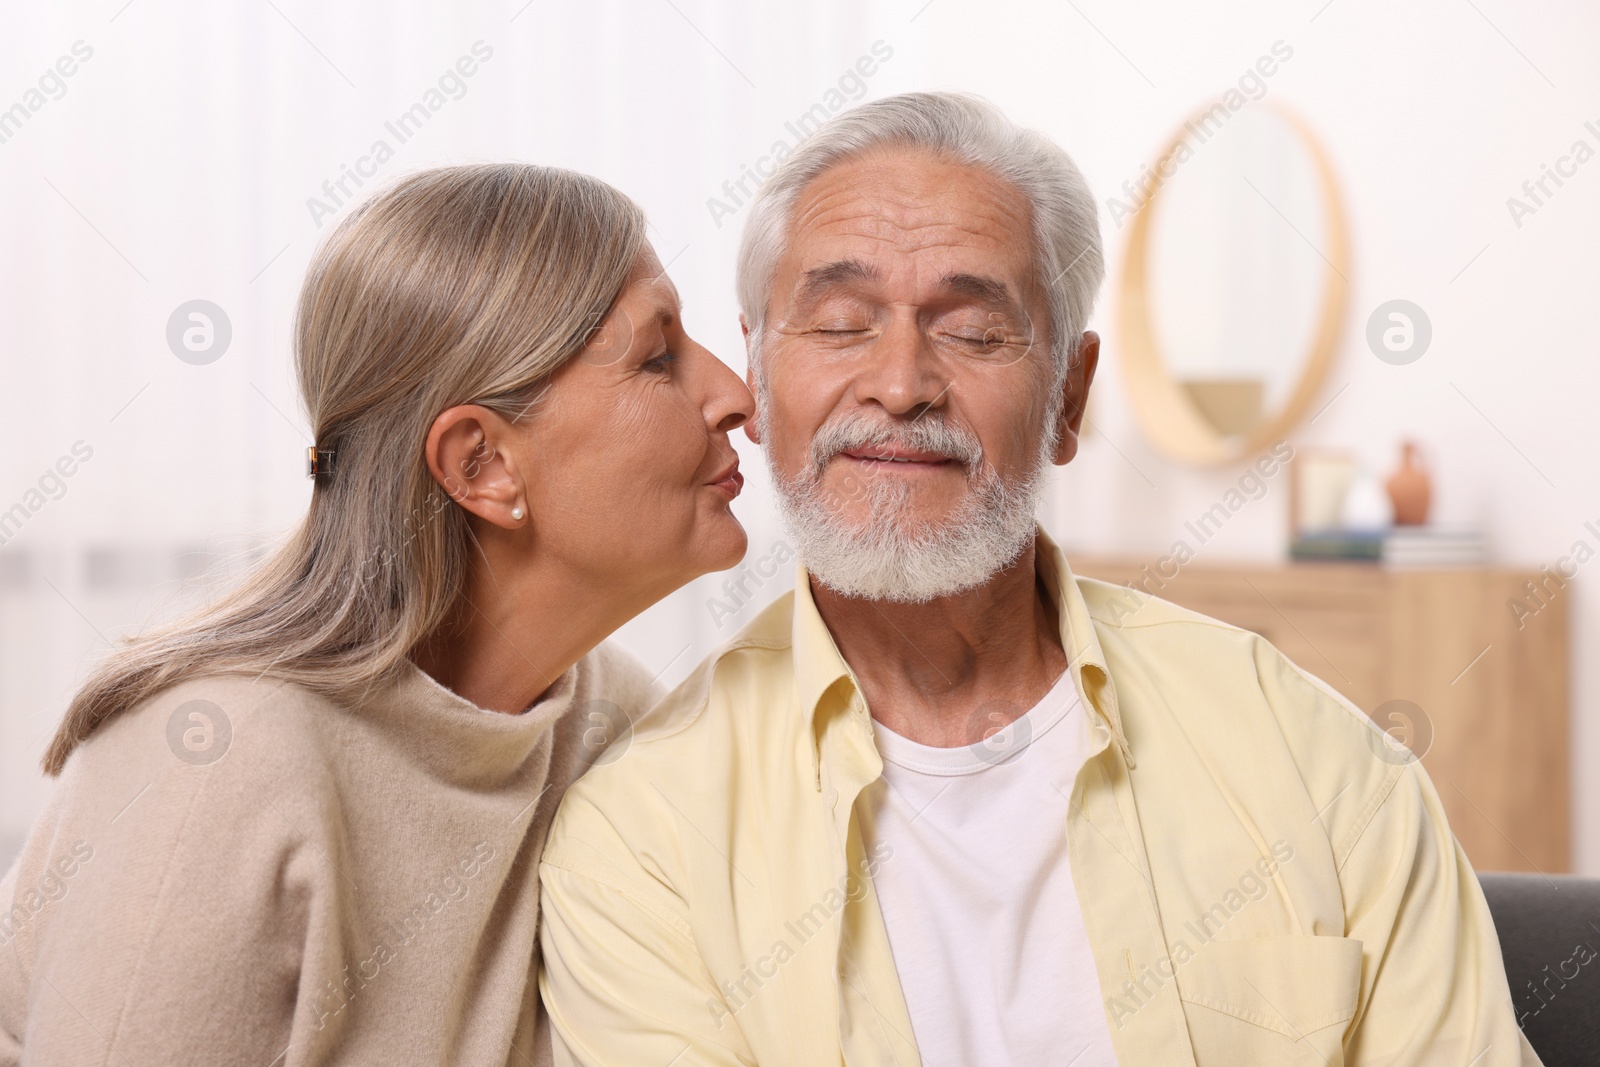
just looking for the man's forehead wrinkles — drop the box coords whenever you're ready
[797,197,1027,248]
[787,238,1032,304]
[790,187,1031,266]
[774,152,1045,325]
[789,227,1032,305]
[793,158,1030,228]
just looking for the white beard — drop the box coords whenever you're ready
[766,406,1056,604]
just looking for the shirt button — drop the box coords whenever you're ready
[824,787,839,807]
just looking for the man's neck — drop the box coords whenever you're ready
[808,539,1069,747]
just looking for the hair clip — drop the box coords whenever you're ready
[306,445,337,479]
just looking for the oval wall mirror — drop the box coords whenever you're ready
[1116,99,1350,466]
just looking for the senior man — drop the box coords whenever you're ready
[538,92,1537,1066]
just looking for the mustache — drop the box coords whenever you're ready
[808,411,984,473]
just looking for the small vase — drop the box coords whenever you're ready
[1385,441,1431,526]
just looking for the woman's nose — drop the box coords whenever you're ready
[703,347,754,434]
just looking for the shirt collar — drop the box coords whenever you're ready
[790,525,1134,778]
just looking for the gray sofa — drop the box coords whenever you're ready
[1479,871,1600,1066]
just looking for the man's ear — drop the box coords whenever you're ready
[424,404,528,529]
[740,314,763,445]
[743,365,763,445]
[1052,331,1100,466]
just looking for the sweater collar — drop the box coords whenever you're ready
[353,658,580,785]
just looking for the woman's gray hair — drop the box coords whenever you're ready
[42,164,646,775]
[735,91,1104,386]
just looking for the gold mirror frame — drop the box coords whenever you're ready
[1116,99,1350,466]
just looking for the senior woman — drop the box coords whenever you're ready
[0,164,752,1065]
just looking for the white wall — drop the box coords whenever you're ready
[1,0,1593,871]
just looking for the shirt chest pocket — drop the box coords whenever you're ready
[1175,934,1364,1067]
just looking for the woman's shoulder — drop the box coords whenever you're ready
[3,673,347,1052]
[67,670,344,797]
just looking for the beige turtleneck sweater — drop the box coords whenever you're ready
[0,641,659,1066]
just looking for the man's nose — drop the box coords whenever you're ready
[850,314,950,418]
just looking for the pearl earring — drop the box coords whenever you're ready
[511,506,525,521]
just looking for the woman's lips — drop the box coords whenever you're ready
[709,460,743,499]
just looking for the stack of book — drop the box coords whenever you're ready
[1289,528,1487,567]
[1381,528,1488,569]
[1289,531,1384,562]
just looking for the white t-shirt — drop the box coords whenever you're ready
[861,670,1120,1066]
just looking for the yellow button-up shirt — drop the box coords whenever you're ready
[540,530,1539,1066]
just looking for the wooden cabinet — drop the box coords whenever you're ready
[1068,559,1571,873]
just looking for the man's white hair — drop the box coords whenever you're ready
[735,90,1105,386]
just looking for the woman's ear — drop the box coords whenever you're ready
[1051,331,1100,466]
[424,405,528,529]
